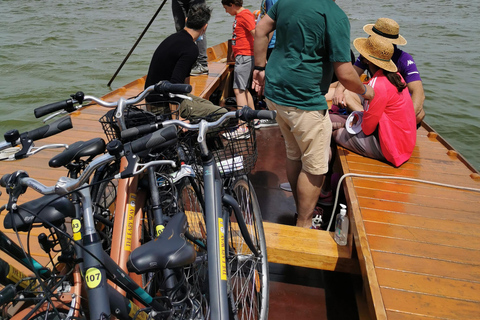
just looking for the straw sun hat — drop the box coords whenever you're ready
[353,35,398,73]
[363,18,407,46]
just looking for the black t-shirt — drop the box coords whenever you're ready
[145,29,198,102]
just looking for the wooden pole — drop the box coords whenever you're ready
[107,0,168,87]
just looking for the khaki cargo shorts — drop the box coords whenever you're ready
[266,99,332,175]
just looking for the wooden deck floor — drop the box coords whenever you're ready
[1,41,479,319]
[338,123,480,319]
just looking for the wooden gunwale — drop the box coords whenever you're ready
[1,41,480,320]
[338,121,480,319]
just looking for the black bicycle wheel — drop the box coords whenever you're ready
[227,176,269,320]
[90,162,119,253]
[177,177,210,318]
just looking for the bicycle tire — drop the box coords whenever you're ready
[177,176,210,319]
[90,162,119,253]
[227,176,269,320]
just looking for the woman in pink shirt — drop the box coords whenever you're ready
[333,35,416,167]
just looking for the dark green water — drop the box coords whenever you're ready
[1,0,479,170]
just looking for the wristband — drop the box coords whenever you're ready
[361,84,367,96]
[254,66,265,71]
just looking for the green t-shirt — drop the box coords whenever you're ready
[265,0,352,110]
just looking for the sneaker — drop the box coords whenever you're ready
[317,190,333,206]
[254,118,278,129]
[311,206,324,229]
[279,182,292,192]
[190,64,209,76]
[222,127,250,140]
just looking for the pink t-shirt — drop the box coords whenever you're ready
[362,70,417,167]
[232,9,255,57]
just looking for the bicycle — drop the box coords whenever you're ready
[4,82,272,319]
[0,116,117,319]
[121,106,272,320]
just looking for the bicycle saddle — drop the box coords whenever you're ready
[127,212,196,273]
[3,195,75,232]
[49,138,106,168]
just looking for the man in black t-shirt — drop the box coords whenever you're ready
[145,4,226,119]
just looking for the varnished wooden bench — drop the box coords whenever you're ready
[336,123,480,319]
[263,222,359,273]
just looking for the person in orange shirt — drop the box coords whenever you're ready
[222,0,256,138]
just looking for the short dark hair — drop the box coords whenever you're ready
[186,4,212,30]
[221,0,243,6]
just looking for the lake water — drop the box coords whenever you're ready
[1,0,479,170]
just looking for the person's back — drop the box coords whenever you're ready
[144,4,226,119]
[145,30,198,92]
[334,35,416,167]
[362,69,416,166]
[265,0,351,110]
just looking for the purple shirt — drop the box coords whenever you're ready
[354,46,422,83]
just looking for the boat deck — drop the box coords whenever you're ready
[1,42,480,319]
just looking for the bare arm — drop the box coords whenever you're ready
[252,14,275,95]
[334,62,374,101]
[332,65,364,105]
[407,80,426,124]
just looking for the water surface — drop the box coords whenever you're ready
[1,0,479,169]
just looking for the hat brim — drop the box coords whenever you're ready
[353,38,398,73]
[363,23,407,46]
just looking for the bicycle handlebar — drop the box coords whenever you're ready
[0,125,178,197]
[154,81,191,95]
[0,116,73,157]
[121,106,276,141]
[33,81,192,119]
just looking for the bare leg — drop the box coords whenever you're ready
[234,88,255,110]
[287,158,326,228]
[344,90,363,112]
[296,170,325,228]
[286,158,302,209]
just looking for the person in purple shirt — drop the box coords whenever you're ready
[331,18,425,125]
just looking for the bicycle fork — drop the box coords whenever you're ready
[203,156,230,319]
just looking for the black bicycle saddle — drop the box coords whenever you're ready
[49,138,106,168]
[126,212,196,274]
[3,195,75,232]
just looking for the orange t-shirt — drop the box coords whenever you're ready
[232,9,255,57]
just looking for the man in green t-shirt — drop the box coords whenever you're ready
[252,0,375,229]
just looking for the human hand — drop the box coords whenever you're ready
[362,84,375,101]
[252,70,265,96]
[332,88,346,107]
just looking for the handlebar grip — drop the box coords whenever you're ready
[129,125,177,154]
[0,174,11,188]
[120,123,160,141]
[154,81,192,94]
[255,109,276,120]
[236,106,277,122]
[26,116,73,141]
[34,99,75,118]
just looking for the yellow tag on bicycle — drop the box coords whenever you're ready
[85,267,102,289]
[72,219,82,241]
[218,218,227,281]
[156,225,165,237]
[124,193,136,252]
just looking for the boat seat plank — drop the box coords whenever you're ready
[363,209,480,236]
[355,189,479,213]
[368,235,480,265]
[352,178,479,199]
[263,222,359,274]
[385,311,440,320]
[359,198,480,224]
[337,118,480,319]
[381,287,480,319]
[363,220,480,250]
[376,268,480,302]
[372,251,480,283]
